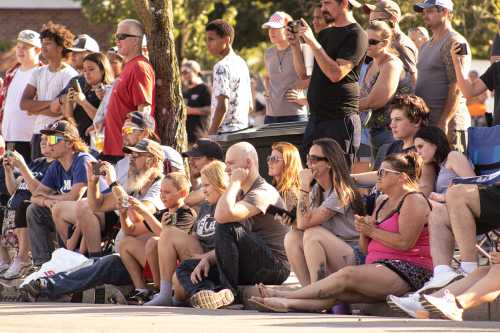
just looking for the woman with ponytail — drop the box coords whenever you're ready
[251,152,433,313]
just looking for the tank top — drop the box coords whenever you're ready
[366,192,433,270]
[435,161,458,194]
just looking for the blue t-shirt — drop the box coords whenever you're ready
[8,157,53,209]
[41,152,95,194]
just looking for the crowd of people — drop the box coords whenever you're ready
[0,0,498,323]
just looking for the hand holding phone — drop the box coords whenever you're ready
[267,204,296,221]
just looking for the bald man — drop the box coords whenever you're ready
[102,19,156,164]
[175,142,290,309]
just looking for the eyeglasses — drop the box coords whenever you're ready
[115,33,142,41]
[307,154,328,163]
[266,156,283,163]
[368,39,383,46]
[46,135,65,145]
[122,126,143,135]
[377,168,401,178]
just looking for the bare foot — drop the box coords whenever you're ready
[250,296,290,313]
[256,283,283,298]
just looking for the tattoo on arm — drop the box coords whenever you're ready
[317,262,328,281]
[299,192,309,215]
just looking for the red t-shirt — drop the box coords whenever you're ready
[104,55,155,156]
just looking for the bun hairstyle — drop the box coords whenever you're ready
[389,94,430,126]
[383,151,423,189]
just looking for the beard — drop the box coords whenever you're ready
[322,10,335,24]
[126,164,159,194]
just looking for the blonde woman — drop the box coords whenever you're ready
[267,142,302,211]
[146,160,228,306]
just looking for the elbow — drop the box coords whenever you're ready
[395,240,416,252]
[214,210,233,224]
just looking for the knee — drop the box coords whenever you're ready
[335,266,357,287]
[145,237,158,256]
[446,184,473,205]
[118,236,134,255]
[159,226,175,241]
[51,202,64,220]
[284,229,303,251]
[302,226,323,245]
[26,203,43,225]
[215,222,238,240]
[76,201,94,228]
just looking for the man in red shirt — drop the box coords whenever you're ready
[103,19,155,163]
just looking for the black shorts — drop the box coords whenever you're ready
[14,200,31,229]
[476,185,500,234]
[375,259,432,291]
[103,211,120,236]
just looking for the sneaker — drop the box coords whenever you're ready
[417,270,463,294]
[421,290,464,321]
[0,281,26,302]
[2,258,32,280]
[190,289,234,310]
[20,278,49,301]
[0,262,10,275]
[387,293,426,318]
[125,289,152,305]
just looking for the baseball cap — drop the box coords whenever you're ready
[123,139,164,161]
[262,11,292,29]
[348,0,363,8]
[182,139,224,161]
[126,111,155,130]
[182,60,202,74]
[17,30,41,48]
[68,34,100,53]
[163,146,185,172]
[363,0,401,21]
[40,120,80,140]
[414,0,453,12]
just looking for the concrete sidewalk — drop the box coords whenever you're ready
[1,303,499,333]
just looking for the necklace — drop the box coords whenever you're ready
[276,47,289,73]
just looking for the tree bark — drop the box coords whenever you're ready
[133,0,187,152]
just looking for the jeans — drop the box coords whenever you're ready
[302,114,361,168]
[264,114,308,124]
[30,134,42,161]
[41,254,132,299]
[177,223,290,298]
[27,203,57,266]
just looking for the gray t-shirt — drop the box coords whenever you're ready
[240,176,290,261]
[193,202,217,251]
[394,30,418,90]
[415,31,471,131]
[264,46,308,117]
[310,184,359,246]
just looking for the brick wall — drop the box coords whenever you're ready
[0,8,113,52]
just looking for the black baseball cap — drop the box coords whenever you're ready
[126,111,155,130]
[40,120,80,140]
[182,139,224,160]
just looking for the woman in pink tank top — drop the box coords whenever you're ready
[250,152,433,313]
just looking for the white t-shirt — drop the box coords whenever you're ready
[28,64,78,134]
[211,50,251,133]
[2,67,37,141]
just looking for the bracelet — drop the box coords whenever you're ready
[109,181,119,190]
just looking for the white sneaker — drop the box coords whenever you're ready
[2,258,31,280]
[417,270,463,294]
[387,293,426,318]
[0,262,10,274]
[421,290,464,321]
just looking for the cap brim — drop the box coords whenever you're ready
[40,129,58,136]
[349,0,363,8]
[181,149,203,158]
[17,38,40,48]
[123,146,148,154]
[413,3,433,12]
[262,22,285,29]
[362,3,376,14]
[67,47,87,52]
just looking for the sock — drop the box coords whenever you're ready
[136,288,149,294]
[433,265,454,276]
[460,261,478,274]
[144,281,172,306]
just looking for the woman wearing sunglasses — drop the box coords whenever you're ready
[267,142,302,211]
[359,21,413,167]
[250,152,432,313]
[283,138,364,295]
[63,52,114,144]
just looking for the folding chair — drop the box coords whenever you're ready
[467,125,500,175]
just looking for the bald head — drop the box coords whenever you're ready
[225,142,259,177]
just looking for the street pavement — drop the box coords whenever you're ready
[0,303,499,333]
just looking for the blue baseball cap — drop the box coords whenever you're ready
[414,0,453,12]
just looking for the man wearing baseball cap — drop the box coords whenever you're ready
[362,0,418,87]
[413,0,471,152]
[68,34,100,73]
[0,30,42,163]
[26,120,97,268]
[262,11,309,124]
[288,0,367,166]
[183,139,224,207]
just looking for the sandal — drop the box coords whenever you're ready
[248,297,289,313]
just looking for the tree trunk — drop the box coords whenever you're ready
[133,0,187,152]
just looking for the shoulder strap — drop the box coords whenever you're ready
[395,191,432,213]
[375,197,390,220]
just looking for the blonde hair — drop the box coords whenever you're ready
[368,20,399,56]
[201,160,228,195]
[165,172,191,193]
[271,142,302,196]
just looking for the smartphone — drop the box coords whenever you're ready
[121,195,129,208]
[456,43,468,56]
[267,205,296,221]
[4,150,14,158]
[287,20,303,34]
[91,161,103,176]
[475,244,491,259]
[72,78,82,92]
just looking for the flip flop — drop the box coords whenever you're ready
[248,297,289,313]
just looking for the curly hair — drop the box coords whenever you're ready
[389,94,430,126]
[40,21,75,58]
[206,19,235,44]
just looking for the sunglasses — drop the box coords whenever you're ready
[377,168,401,178]
[266,155,283,163]
[307,154,328,163]
[131,152,150,159]
[368,39,383,46]
[46,135,65,145]
[122,126,143,135]
[115,33,142,41]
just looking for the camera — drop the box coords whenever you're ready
[287,20,303,34]
[91,161,104,176]
[456,43,468,56]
